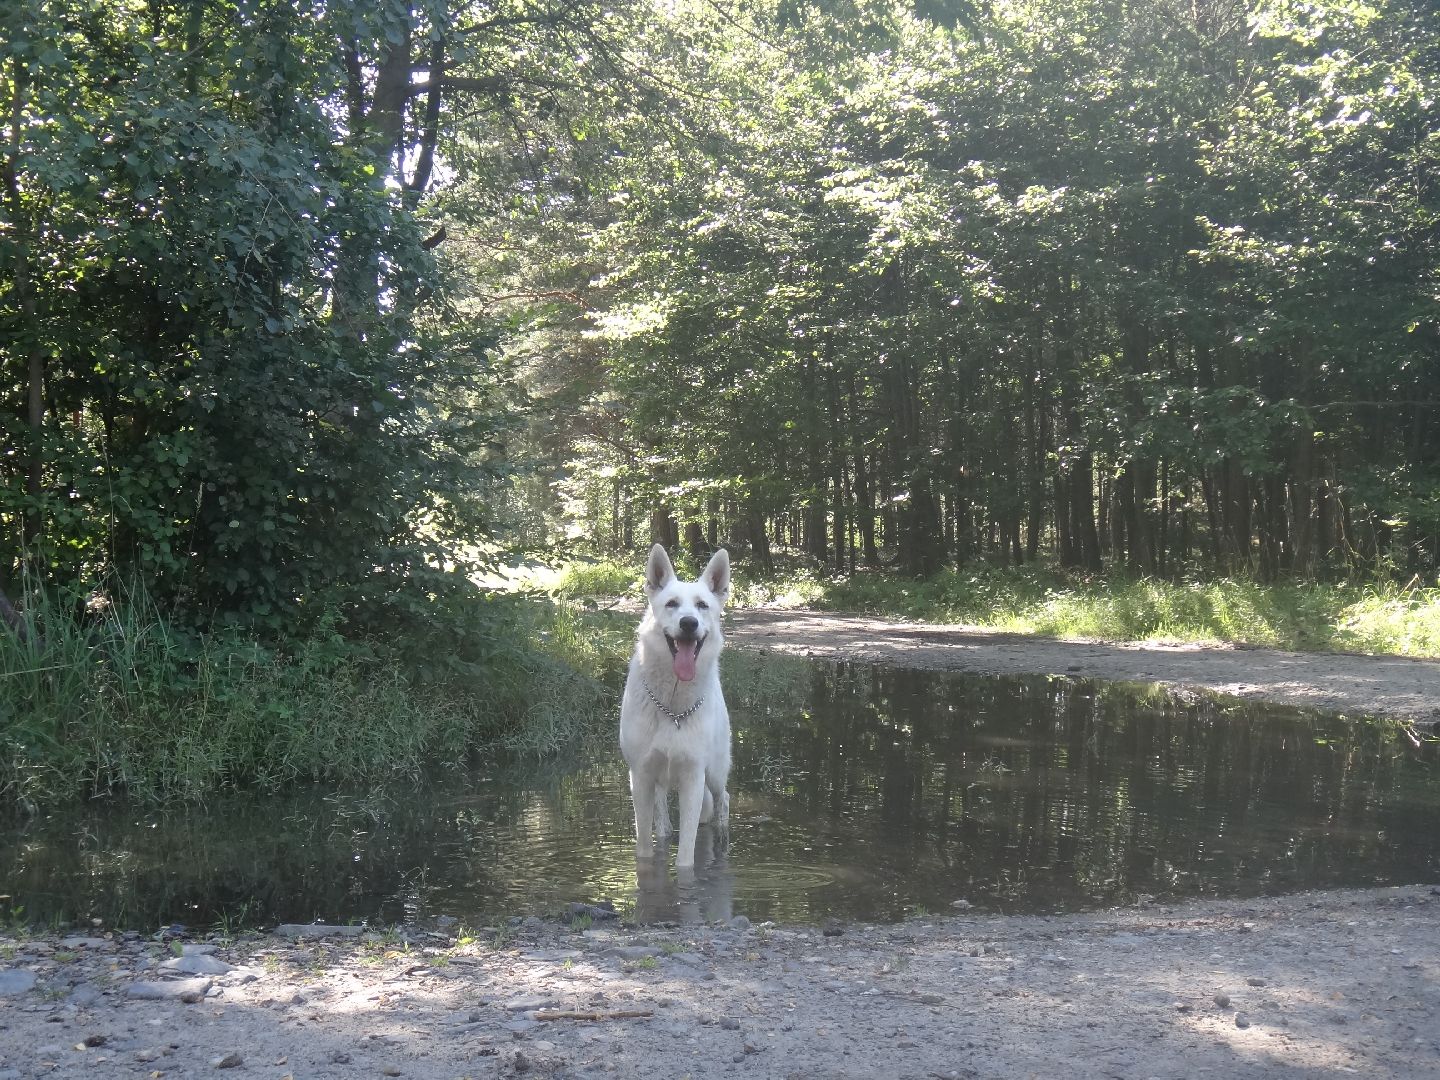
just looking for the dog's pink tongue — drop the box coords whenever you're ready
[672,639,699,682]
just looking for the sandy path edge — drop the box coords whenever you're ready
[3,886,1437,1079]
[726,607,1440,722]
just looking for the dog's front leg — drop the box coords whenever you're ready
[652,785,671,841]
[629,768,657,858]
[674,766,706,869]
[708,781,730,849]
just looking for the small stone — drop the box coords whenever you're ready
[504,996,553,1012]
[1246,977,1266,987]
[382,1070,402,1078]
[822,922,844,938]
[83,1034,109,1047]
[728,915,751,931]
[720,1017,741,1031]
[514,1051,532,1073]
[0,969,37,996]
[67,983,103,1007]
[180,944,218,956]
[272,924,363,940]
[180,990,207,1004]
[1234,1014,1251,1029]
[1213,993,1231,1009]
[609,945,660,961]
[566,903,618,922]
[212,1052,243,1069]
[329,1051,352,1064]
[162,955,235,975]
[127,978,213,1001]
[60,937,110,950]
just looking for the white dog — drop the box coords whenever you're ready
[620,543,731,869]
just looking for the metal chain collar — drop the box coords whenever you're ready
[641,681,705,727]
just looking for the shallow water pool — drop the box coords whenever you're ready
[3,656,1438,929]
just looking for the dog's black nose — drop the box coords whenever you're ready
[678,615,699,636]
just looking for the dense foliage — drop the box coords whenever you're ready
[495,0,1440,582]
[0,1,641,798]
[0,1,619,624]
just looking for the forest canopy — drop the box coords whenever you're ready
[494,0,1440,582]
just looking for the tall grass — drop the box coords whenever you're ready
[549,559,641,598]
[0,585,619,804]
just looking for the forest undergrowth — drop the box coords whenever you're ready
[0,581,620,805]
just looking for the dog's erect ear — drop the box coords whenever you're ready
[701,548,730,602]
[645,543,676,593]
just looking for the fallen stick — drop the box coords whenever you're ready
[534,1009,654,1022]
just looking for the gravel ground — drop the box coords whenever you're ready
[4,611,1438,1079]
[2,887,1438,1080]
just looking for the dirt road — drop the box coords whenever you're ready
[727,607,1440,722]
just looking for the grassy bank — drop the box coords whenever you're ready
[547,558,1440,659]
[0,587,623,806]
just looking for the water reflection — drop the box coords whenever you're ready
[1,659,1437,929]
[633,835,734,924]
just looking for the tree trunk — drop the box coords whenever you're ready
[4,54,44,557]
[1054,470,1076,567]
[747,506,773,572]
[854,452,879,567]
[650,507,676,549]
[1073,452,1102,572]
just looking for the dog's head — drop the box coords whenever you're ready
[642,543,730,683]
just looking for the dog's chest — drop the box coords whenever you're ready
[620,673,726,768]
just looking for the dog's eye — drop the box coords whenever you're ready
[696,600,709,610]
[665,599,679,609]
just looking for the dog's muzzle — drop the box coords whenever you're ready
[665,632,706,683]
